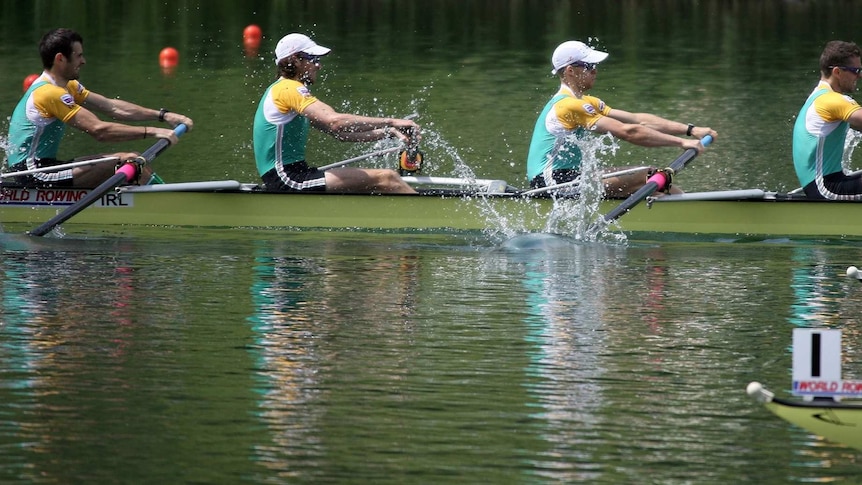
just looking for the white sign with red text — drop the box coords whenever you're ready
[791,328,862,398]
[0,187,132,208]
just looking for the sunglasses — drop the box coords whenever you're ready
[297,52,322,64]
[571,61,597,71]
[830,65,862,75]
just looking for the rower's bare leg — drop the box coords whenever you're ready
[603,166,683,198]
[325,167,417,194]
[71,152,152,188]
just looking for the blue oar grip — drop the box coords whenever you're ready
[174,123,188,136]
[700,134,713,147]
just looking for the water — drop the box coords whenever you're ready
[2,231,862,484]
[3,1,862,483]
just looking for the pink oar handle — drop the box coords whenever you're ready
[116,163,139,182]
[645,171,670,191]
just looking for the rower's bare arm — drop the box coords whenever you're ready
[82,92,193,130]
[608,109,717,142]
[68,108,178,144]
[304,100,418,143]
[594,116,688,149]
[83,92,151,121]
[608,109,690,136]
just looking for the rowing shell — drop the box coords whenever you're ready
[0,178,861,238]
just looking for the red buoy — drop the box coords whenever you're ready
[243,24,262,51]
[22,73,40,92]
[159,47,179,68]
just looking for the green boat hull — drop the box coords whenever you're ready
[1,182,859,238]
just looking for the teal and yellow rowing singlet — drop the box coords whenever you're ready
[252,78,319,177]
[526,85,612,182]
[6,72,88,167]
[792,80,861,189]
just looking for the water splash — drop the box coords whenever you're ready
[844,129,862,172]
[321,90,632,246]
[1,117,9,166]
[481,132,630,245]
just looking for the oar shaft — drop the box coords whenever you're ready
[589,135,713,233]
[598,159,687,224]
[0,156,121,178]
[29,171,130,237]
[520,166,652,196]
[599,178,664,223]
[319,145,404,171]
[29,124,187,237]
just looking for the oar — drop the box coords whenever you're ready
[29,124,187,237]
[587,135,713,235]
[318,114,418,171]
[520,166,653,197]
[0,156,121,179]
[318,145,404,171]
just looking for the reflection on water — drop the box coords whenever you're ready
[248,244,326,478]
[500,237,862,483]
[781,247,862,473]
[516,239,613,482]
[2,230,862,483]
[789,247,846,329]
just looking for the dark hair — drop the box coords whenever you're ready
[277,56,299,80]
[820,40,862,76]
[39,28,83,69]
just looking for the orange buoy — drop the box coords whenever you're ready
[159,47,179,68]
[22,73,39,92]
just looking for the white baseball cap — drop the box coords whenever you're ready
[274,33,331,65]
[550,41,608,75]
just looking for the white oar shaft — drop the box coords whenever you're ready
[519,177,581,196]
[520,166,650,196]
[1,156,120,178]
[401,175,505,186]
[318,145,404,171]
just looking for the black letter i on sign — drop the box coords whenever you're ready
[811,333,821,377]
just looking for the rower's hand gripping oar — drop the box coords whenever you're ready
[29,124,188,237]
[587,134,713,236]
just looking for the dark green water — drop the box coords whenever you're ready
[3,1,862,483]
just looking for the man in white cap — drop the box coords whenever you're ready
[253,33,419,194]
[526,40,717,197]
